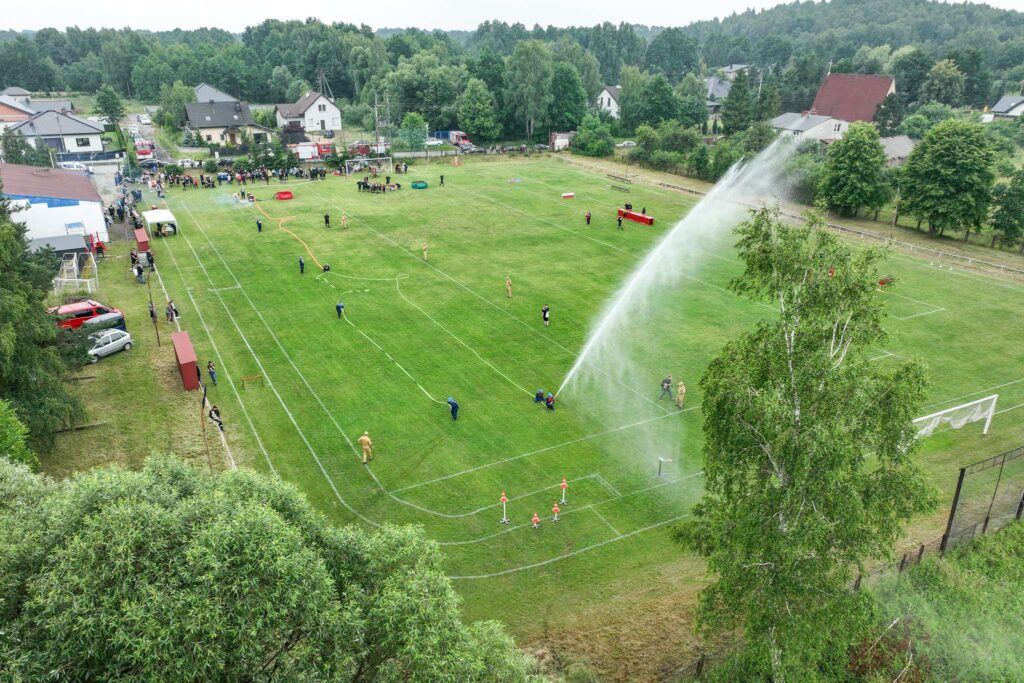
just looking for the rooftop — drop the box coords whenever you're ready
[771,112,836,132]
[811,73,895,123]
[0,163,102,202]
[276,91,331,119]
[194,83,238,103]
[991,95,1024,114]
[185,100,256,129]
[8,110,104,137]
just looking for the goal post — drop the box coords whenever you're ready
[344,156,394,177]
[914,394,998,437]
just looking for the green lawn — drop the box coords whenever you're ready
[48,157,1024,679]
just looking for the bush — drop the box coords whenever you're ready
[203,159,218,174]
[570,114,614,157]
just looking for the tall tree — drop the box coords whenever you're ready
[399,111,428,153]
[457,78,501,143]
[677,207,933,680]
[267,65,295,102]
[0,194,86,446]
[920,59,966,107]
[155,80,197,129]
[644,28,699,83]
[873,93,904,136]
[547,63,587,131]
[617,66,651,133]
[636,74,682,128]
[990,169,1024,250]
[755,82,781,121]
[570,113,615,157]
[552,38,602,103]
[890,47,935,105]
[720,69,753,135]
[945,47,991,107]
[902,119,994,236]
[0,129,52,168]
[819,122,890,217]
[94,84,126,126]
[0,456,532,681]
[505,40,553,139]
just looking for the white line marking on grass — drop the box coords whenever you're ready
[896,307,946,321]
[868,350,895,362]
[922,377,1024,411]
[328,201,674,416]
[341,310,446,404]
[394,277,533,396]
[175,201,380,527]
[594,473,622,498]
[591,508,622,537]
[448,513,690,580]
[392,410,684,494]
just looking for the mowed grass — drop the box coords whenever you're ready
[50,156,1024,674]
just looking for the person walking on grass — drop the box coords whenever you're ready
[676,380,686,409]
[165,301,175,323]
[617,215,624,230]
[299,256,305,274]
[542,304,550,327]
[342,213,348,229]
[439,174,445,187]
[336,302,345,318]
[358,431,373,464]
[422,241,428,261]
[585,210,591,225]
[207,361,217,386]
[324,213,330,228]
[256,219,262,233]
[506,275,513,299]
[148,301,157,324]
[660,374,673,400]
[447,397,459,421]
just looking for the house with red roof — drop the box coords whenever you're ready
[810,73,896,123]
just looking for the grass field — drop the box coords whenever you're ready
[49,156,1024,679]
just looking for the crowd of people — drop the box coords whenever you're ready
[356,175,401,193]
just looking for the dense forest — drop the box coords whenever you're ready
[1,0,1022,117]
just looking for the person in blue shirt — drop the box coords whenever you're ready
[447,397,459,421]
[336,302,345,318]
[534,389,545,403]
[299,256,305,274]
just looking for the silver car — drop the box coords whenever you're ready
[87,329,133,363]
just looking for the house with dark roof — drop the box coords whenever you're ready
[878,135,917,165]
[716,64,751,80]
[988,95,1024,121]
[810,73,895,123]
[597,85,621,119]
[275,91,341,132]
[8,110,105,154]
[0,95,36,131]
[0,163,108,242]
[771,112,849,141]
[194,83,238,103]
[185,100,273,145]
[704,76,733,119]
[29,99,76,113]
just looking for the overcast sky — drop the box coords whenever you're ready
[4,0,1021,32]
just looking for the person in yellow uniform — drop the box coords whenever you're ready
[505,275,512,298]
[676,381,687,409]
[422,241,428,261]
[358,431,373,464]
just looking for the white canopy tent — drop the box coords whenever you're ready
[141,209,178,236]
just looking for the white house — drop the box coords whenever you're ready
[988,95,1024,121]
[596,85,621,119]
[771,112,849,141]
[8,110,105,155]
[275,91,341,131]
[0,163,108,243]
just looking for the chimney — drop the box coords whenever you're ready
[234,102,241,112]
[801,110,809,117]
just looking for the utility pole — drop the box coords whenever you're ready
[146,268,161,347]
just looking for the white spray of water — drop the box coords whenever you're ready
[556,139,798,479]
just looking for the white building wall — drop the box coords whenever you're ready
[9,198,108,242]
[597,89,620,119]
[303,97,342,130]
[26,133,104,153]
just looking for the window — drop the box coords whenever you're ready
[834,123,841,132]
[75,137,90,147]
[205,134,212,141]
[318,103,326,112]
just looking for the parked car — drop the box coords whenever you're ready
[533,143,549,152]
[459,144,486,154]
[177,158,200,168]
[137,114,151,125]
[47,300,122,330]
[616,140,637,148]
[128,125,140,136]
[82,311,127,333]
[87,329,133,363]
[425,137,444,147]
[59,161,94,174]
